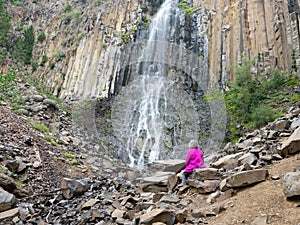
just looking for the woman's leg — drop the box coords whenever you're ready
[180,172,192,186]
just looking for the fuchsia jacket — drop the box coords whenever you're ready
[184,147,206,172]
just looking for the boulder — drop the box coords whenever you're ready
[270,119,289,131]
[148,160,185,173]
[290,118,300,130]
[225,169,268,188]
[191,168,222,180]
[61,177,90,199]
[142,172,176,193]
[0,188,16,212]
[138,208,175,225]
[283,171,300,197]
[188,180,220,193]
[281,126,300,156]
[0,173,17,193]
[211,152,244,169]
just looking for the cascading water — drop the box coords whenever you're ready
[124,0,180,168]
[110,0,225,169]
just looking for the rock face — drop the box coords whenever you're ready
[4,0,299,99]
[199,0,300,89]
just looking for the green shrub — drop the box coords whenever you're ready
[29,121,50,133]
[49,62,55,69]
[62,152,76,159]
[64,2,72,12]
[0,0,12,50]
[224,58,298,142]
[40,55,47,66]
[37,32,46,42]
[0,68,24,109]
[43,136,58,146]
[12,25,35,64]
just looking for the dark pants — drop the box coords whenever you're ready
[181,171,193,185]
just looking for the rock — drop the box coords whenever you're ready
[142,172,176,193]
[42,98,58,109]
[281,126,300,156]
[111,208,125,219]
[0,173,17,193]
[211,152,244,169]
[175,209,188,223]
[188,180,220,193]
[138,208,175,225]
[0,188,16,212]
[238,152,257,166]
[191,208,205,218]
[267,130,278,139]
[61,177,90,199]
[32,94,45,102]
[270,119,289,131]
[81,199,100,210]
[250,215,267,225]
[148,159,185,173]
[191,168,222,180]
[4,160,19,173]
[159,194,180,204]
[0,208,19,220]
[283,171,300,197]
[225,169,268,188]
[291,118,300,130]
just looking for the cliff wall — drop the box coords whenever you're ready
[4,0,300,98]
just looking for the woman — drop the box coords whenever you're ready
[180,139,206,186]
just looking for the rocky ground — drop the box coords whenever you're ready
[0,81,300,225]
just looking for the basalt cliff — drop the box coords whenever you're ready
[3,0,300,99]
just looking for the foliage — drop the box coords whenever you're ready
[37,32,46,42]
[0,68,24,109]
[13,25,35,64]
[178,0,199,15]
[64,2,72,13]
[29,121,50,133]
[141,4,148,12]
[40,55,48,66]
[61,10,82,24]
[69,159,79,166]
[0,0,12,64]
[62,152,76,159]
[43,136,58,146]
[54,51,65,61]
[224,58,299,142]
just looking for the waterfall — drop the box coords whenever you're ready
[110,0,226,168]
[121,0,179,168]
